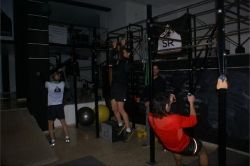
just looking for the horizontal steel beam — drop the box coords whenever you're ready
[48,0,111,12]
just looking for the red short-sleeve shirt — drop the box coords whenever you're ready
[148,113,197,152]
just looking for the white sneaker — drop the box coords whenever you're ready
[65,137,70,143]
[49,139,55,147]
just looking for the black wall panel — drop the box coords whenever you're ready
[27,44,48,58]
[28,15,48,29]
[26,0,49,131]
[14,0,28,99]
[27,59,49,131]
[161,68,249,152]
[27,30,48,44]
[130,58,249,152]
[156,54,249,71]
[27,1,50,16]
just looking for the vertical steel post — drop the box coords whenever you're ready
[193,15,197,58]
[106,33,110,66]
[216,0,227,165]
[187,8,194,94]
[69,26,79,128]
[128,29,136,129]
[147,4,155,165]
[73,49,79,128]
[93,50,100,138]
[237,0,241,47]
[93,28,100,138]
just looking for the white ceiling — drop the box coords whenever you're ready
[129,0,185,7]
[74,0,187,8]
[49,0,196,27]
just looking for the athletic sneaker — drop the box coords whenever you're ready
[117,125,125,135]
[49,139,55,147]
[123,130,134,142]
[65,136,70,143]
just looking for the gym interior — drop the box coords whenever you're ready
[1,0,249,165]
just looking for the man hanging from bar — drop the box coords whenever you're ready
[109,39,134,142]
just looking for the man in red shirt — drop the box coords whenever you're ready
[148,93,208,166]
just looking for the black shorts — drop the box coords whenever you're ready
[110,83,127,102]
[47,104,65,121]
[179,138,203,156]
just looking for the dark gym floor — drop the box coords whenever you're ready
[1,98,248,166]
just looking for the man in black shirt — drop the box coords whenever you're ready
[141,64,166,146]
[141,64,166,102]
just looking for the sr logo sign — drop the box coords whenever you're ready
[157,25,182,52]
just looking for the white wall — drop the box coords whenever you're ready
[100,2,177,61]
[109,2,178,28]
[54,101,105,127]
[103,0,249,55]
[107,2,127,30]
[125,2,146,25]
[8,45,16,93]
[0,44,16,94]
[49,2,100,27]
[153,4,178,21]
[99,12,109,40]
[50,51,92,88]
[136,1,249,55]
[0,0,14,94]
[105,2,191,31]
[107,2,184,29]
[0,0,14,41]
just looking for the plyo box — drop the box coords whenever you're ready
[100,120,123,142]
